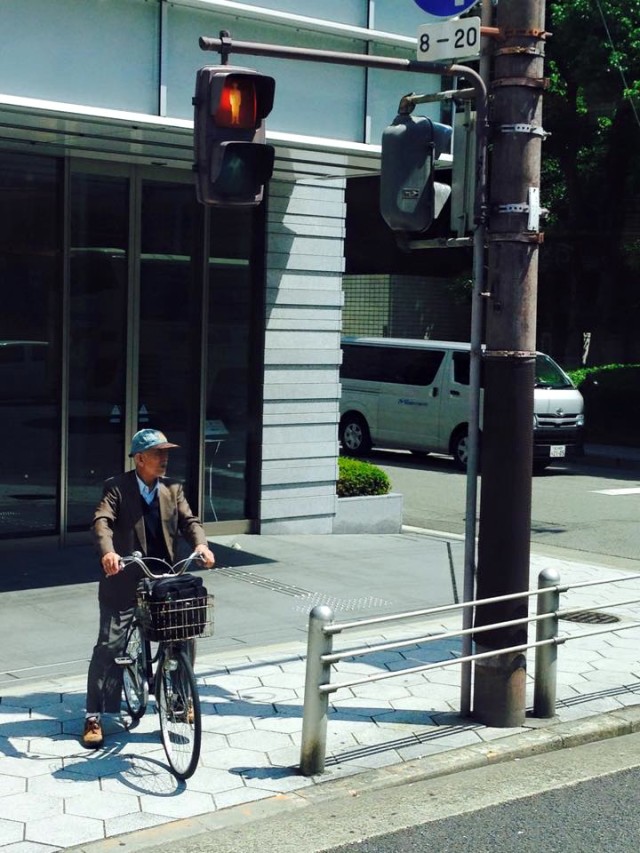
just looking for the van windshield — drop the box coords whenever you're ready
[535,354,574,389]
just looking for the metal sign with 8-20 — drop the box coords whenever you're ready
[416,17,480,62]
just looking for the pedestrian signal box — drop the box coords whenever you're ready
[193,66,276,207]
[380,114,452,233]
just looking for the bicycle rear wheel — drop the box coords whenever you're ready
[155,647,201,779]
[122,621,149,720]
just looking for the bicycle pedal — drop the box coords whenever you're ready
[114,655,134,666]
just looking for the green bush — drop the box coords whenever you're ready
[337,456,391,498]
[566,363,640,446]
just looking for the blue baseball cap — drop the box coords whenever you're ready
[129,429,179,457]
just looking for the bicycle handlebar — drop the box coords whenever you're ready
[119,551,206,579]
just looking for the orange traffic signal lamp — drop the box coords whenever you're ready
[193,66,276,207]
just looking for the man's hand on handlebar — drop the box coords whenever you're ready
[193,544,215,569]
[102,552,123,576]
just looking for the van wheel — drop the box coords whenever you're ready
[340,414,371,456]
[451,428,469,471]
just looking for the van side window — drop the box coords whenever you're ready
[453,352,485,387]
[341,344,383,381]
[341,344,444,386]
[388,350,444,386]
[453,352,470,385]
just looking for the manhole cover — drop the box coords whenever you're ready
[561,610,620,624]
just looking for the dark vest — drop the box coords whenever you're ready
[142,494,170,561]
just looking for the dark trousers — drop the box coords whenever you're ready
[86,603,135,715]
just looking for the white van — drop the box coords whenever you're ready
[339,337,585,472]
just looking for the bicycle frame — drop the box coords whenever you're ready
[117,552,209,779]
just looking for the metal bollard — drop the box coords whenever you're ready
[533,567,560,718]
[299,605,334,776]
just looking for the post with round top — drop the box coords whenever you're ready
[300,605,335,776]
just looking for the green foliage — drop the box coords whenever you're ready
[337,457,391,498]
[567,363,640,446]
[539,1,640,361]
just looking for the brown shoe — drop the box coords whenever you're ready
[82,716,104,749]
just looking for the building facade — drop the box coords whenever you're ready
[0,0,446,546]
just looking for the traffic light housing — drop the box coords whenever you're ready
[380,114,452,233]
[193,66,276,207]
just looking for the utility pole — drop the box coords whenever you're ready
[473,0,547,726]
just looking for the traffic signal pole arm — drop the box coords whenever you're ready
[199,34,487,122]
[199,33,488,223]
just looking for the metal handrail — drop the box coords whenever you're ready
[299,567,640,776]
[319,636,555,696]
[325,583,558,635]
[321,609,557,665]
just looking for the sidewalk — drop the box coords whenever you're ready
[1,529,640,852]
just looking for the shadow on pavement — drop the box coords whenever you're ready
[0,542,275,593]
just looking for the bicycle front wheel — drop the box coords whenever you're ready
[122,621,149,720]
[155,647,201,779]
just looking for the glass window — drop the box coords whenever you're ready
[67,173,129,531]
[341,344,444,385]
[453,351,470,385]
[381,349,444,385]
[535,354,573,389]
[0,0,158,113]
[0,153,61,538]
[167,9,366,140]
[139,180,202,489]
[252,0,366,26]
[341,344,383,381]
[453,351,485,387]
[205,207,256,523]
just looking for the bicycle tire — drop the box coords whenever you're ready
[122,621,149,720]
[155,647,202,779]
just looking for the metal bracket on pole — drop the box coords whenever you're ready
[495,188,547,231]
[488,232,545,244]
[399,236,474,250]
[492,77,549,90]
[501,28,551,40]
[218,29,232,65]
[495,46,545,58]
[399,88,476,115]
[499,123,549,139]
[496,203,530,214]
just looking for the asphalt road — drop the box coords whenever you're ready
[328,767,640,852]
[370,450,640,566]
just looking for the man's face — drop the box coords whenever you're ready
[135,448,170,484]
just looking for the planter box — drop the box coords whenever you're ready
[332,492,404,534]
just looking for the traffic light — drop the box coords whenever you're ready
[380,114,452,233]
[193,66,276,207]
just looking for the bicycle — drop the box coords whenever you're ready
[115,551,214,780]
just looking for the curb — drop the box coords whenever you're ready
[67,704,640,853]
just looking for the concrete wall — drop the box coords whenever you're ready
[260,178,346,532]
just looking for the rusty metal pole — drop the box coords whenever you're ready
[472,0,548,727]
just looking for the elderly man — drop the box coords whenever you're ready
[82,428,215,749]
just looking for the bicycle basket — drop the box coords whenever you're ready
[137,590,214,642]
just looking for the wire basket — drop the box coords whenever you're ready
[137,591,214,642]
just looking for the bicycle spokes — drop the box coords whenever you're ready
[155,650,201,779]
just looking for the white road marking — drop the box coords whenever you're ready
[592,487,640,495]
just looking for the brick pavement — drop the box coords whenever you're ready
[1,548,640,852]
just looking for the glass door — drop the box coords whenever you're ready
[64,161,259,536]
[66,169,129,530]
[138,178,203,491]
[0,153,62,538]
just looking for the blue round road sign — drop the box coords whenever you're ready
[413,0,480,18]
